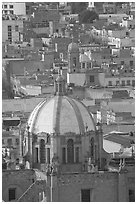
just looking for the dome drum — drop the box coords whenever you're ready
[23,47,109,172]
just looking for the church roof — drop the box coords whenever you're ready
[28,95,96,135]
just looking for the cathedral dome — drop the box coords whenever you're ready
[28,95,96,135]
[68,42,79,53]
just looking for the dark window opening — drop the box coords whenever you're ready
[9,5,13,9]
[40,139,45,163]
[8,26,12,32]
[67,139,74,163]
[129,189,135,202]
[9,10,14,14]
[47,148,50,164]
[15,138,19,145]
[81,189,90,202]
[121,61,124,65]
[132,80,135,87]
[127,80,130,86]
[130,61,133,66]
[35,147,39,163]
[73,57,76,67]
[82,63,85,69]
[90,137,94,158]
[59,83,62,92]
[62,147,66,163]
[121,80,125,86]
[108,81,112,86]
[75,147,79,163]
[90,75,94,83]
[126,31,129,36]
[9,188,16,201]
[15,25,19,32]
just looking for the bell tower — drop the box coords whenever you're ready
[68,40,80,73]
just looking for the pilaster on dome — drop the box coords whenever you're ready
[54,67,66,96]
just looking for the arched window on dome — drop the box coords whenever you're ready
[67,139,74,163]
[40,139,46,164]
[90,137,94,158]
[59,83,62,92]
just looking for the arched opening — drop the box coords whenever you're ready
[40,139,46,164]
[90,137,94,158]
[67,139,74,163]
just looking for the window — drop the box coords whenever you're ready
[116,81,119,86]
[8,32,12,37]
[35,147,39,163]
[9,5,13,9]
[108,81,112,86]
[90,138,94,158]
[73,57,76,67]
[126,31,129,36]
[2,139,4,145]
[15,138,19,145]
[9,188,16,201]
[121,80,125,86]
[59,83,62,92]
[81,189,90,202]
[75,147,79,163]
[88,62,91,69]
[62,147,66,163]
[127,80,130,86]
[47,148,50,164]
[10,10,14,15]
[90,75,94,83]
[7,138,12,146]
[129,189,135,202]
[40,139,46,164]
[130,61,133,66]
[8,26,12,32]
[132,80,135,87]
[82,63,85,69]
[121,61,124,65]
[4,5,7,9]
[67,139,74,163]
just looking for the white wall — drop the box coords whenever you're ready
[24,86,42,96]
[13,3,26,16]
[67,73,86,86]
[99,74,135,87]
[2,97,44,113]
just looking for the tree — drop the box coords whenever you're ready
[79,10,99,24]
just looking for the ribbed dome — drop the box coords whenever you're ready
[68,42,79,53]
[28,95,95,135]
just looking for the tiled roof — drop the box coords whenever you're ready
[104,133,134,147]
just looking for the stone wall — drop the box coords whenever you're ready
[47,171,128,202]
[2,169,46,202]
[57,172,119,202]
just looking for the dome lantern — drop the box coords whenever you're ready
[54,67,66,96]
